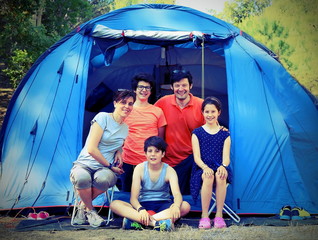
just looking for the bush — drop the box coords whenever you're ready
[2,49,33,89]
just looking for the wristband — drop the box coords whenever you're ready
[137,206,145,212]
[107,163,113,169]
[221,163,228,169]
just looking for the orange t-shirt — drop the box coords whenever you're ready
[155,94,204,167]
[122,104,167,165]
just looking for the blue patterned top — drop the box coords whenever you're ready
[190,126,232,201]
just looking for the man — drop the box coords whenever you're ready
[155,70,204,195]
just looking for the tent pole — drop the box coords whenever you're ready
[201,36,205,99]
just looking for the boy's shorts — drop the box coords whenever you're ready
[140,200,173,213]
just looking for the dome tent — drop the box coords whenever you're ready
[1,4,317,214]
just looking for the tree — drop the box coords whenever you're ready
[41,0,93,37]
[90,0,113,17]
[2,50,33,88]
[0,0,42,61]
[111,0,175,10]
[220,0,271,24]
[0,0,94,88]
[234,0,318,96]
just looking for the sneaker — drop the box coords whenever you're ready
[122,217,144,230]
[279,205,292,220]
[72,205,87,225]
[86,209,105,227]
[154,219,173,231]
[291,207,311,220]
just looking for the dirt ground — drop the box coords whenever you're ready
[0,216,318,240]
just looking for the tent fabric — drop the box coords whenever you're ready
[0,4,317,214]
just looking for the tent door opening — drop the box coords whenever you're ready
[82,39,229,146]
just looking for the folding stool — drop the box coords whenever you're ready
[70,186,115,226]
[208,184,240,223]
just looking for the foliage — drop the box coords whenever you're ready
[219,0,271,24]
[111,0,175,10]
[0,0,93,89]
[234,0,318,95]
[90,0,113,17]
[0,0,41,60]
[41,0,93,37]
[2,49,33,88]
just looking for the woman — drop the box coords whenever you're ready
[70,90,135,227]
[191,96,232,229]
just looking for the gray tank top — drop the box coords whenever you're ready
[139,162,170,202]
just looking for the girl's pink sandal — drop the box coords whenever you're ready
[213,217,226,228]
[198,217,211,229]
[37,211,50,220]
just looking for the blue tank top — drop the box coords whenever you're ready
[139,162,170,202]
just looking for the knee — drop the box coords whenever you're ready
[202,175,214,186]
[94,175,117,191]
[72,175,92,189]
[180,201,191,216]
[215,175,226,186]
[110,200,120,210]
[110,200,127,214]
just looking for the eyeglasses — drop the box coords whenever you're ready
[137,85,152,91]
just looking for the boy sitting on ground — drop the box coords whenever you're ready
[110,136,190,231]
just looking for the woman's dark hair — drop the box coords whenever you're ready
[144,136,167,153]
[113,89,136,103]
[201,96,222,112]
[131,73,154,90]
[170,69,193,85]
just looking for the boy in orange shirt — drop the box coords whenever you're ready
[121,73,167,192]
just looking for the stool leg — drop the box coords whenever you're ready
[71,190,80,226]
[105,186,115,225]
[208,190,240,223]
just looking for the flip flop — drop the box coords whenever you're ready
[198,217,211,229]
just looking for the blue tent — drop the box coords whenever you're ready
[1,4,317,214]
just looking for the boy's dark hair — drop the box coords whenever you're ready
[131,73,154,90]
[170,69,193,86]
[144,136,167,153]
[113,89,136,103]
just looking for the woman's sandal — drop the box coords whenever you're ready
[198,217,211,229]
[213,217,226,228]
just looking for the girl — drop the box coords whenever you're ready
[190,97,232,229]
